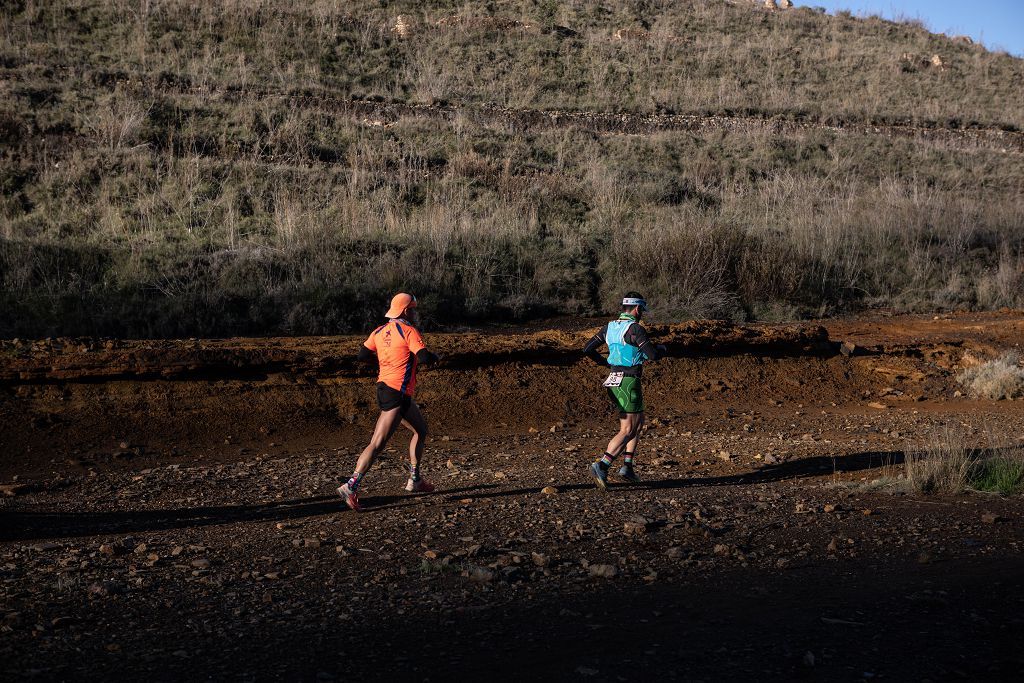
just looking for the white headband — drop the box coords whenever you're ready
[622,297,647,309]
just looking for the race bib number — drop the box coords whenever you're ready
[603,372,624,387]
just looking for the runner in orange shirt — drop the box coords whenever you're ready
[337,293,440,511]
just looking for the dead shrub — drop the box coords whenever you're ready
[957,352,1024,400]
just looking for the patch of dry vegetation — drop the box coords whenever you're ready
[1,0,1023,336]
[958,352,1024,400]
[904,429,1024,496]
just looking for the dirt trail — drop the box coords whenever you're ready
[10,63,1023,155]
[154,83,1024,154]
[2,311,1023,681]
[0,311,1020,480]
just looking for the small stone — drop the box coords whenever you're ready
[467,566,494,583]
[30,542,60,552]
[424,550,438,559]
[0,483,31,497]
[862,508,874,516]
[867,402,888,410]
[588,564,618,579]
[304,538,321,548]
[540,486,559,495]
[531,552,550,568]
[823,504,837,513]
[170,546,184,557]
[717,450,732,461]
[88,580,123,597]
[840,341,857,357]
[623,519,650,536]
[713,544,730,556]
[191,558,211,569]
[827,538,839,553]
[666,547,684,560]
[981,513,1002,524]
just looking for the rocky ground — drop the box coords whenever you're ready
[2,312,1023,681]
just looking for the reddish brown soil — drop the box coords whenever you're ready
[1,311,1022,681]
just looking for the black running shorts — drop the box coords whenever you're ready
[376,382,412,415]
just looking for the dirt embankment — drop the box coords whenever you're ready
[1,312,1020,479]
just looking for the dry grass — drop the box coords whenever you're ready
[1,0,1023,336]
[904,433,976,494]
[958,352,1024,400]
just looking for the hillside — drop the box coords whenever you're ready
[1,0,1023,336]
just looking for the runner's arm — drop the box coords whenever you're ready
[583,325,608,365]
[626,323,661,361]
[357,344,376,365]
[415,349,440,365]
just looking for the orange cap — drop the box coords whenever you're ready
[385,292,417,319]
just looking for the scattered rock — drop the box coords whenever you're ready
[191,558,211,570]
[623,516,652,536]
[531,552,550,568]
[840,341,858,357]
[88,580,123,597]
[588,564,619,579]
[31,542,60,552]
[467,566,494,584]
[0,483,32,497]
[541,485,559,495]
[867,402,888,410]
[981,513,1003,524]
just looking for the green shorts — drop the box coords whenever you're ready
[607,375,644,415]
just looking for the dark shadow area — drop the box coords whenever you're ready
[449,450,904,502]
[0,484,500,542]
[6,551,1022,681]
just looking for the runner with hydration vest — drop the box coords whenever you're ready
[583,292,666,489]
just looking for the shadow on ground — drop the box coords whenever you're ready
[2,450,901,542]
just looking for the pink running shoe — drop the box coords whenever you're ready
[404,478,435,493]
[336,483,362,512]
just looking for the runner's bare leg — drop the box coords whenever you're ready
[353,407,405,476]
[400,400,428,470]
[605,413,644,459]
[624,411,645,455]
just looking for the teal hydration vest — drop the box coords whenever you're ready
[606,316,644,367]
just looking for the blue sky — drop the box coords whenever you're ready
[797,1,1024,56]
